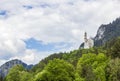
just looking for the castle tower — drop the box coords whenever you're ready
[80,32,94,49]
[84,32,88,43]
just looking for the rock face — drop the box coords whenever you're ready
[0,59,33,77]
[94,17,120,46]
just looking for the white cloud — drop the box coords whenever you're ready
[0,0,120,65]
[21,50,36,64]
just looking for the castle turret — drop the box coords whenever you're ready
[84,32,88,43]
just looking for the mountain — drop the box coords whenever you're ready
[94,17,120,46]
[0,59,33,77]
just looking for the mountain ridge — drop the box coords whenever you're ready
[0,59,33,77]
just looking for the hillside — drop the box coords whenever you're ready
[1,37,120,81]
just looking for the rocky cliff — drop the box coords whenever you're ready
[94,17,120,46]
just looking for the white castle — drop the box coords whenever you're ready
[80,32,94,49]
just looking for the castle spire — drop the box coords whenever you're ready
[84,32,87,42]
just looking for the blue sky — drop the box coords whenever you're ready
[0,10,7,15]
[23,5,33,9]
[25,38,72,51]
[0,0,120,65]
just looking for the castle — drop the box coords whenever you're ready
[80,32,94,49]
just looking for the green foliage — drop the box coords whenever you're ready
[5,65,33,81]
[32,47,106,74]
[108,38,120,58]
[31,53,65,73]
[34,59,75,81]
[106,58,120,81]
[76,53,108,81]
[62,50,82,66]
[20,71,33,81]
[6,65,25,81]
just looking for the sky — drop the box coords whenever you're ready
[0,0,120,65]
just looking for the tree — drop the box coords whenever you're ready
[31,53,64,73]
[76,53,108,81]
[5,65,25,81]
[34,59,75,81]
[20,71,33,81]
[106,58,120,81]
[107,37,120,58]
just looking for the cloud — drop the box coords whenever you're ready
[0,0,120,65]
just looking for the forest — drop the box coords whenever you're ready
[1,37,120,81]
